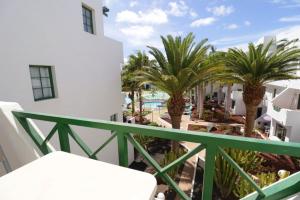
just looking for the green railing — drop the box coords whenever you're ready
[12,111,300,200]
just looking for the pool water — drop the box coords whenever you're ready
[124,91,168,109]
[142,92,169,100]
[143,102,163,109]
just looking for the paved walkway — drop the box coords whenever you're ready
[145,110,206,198]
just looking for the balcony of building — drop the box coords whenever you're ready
[0,102,300,200]
[267,88,300,127]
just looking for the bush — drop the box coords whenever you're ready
[142,110,152,116]
[160,148,186,179]
[234,172,277,198]
[123,110,131,117]
[133,134,155,150]
[214,148,264,199]
[148,122,160,127]
[202,110,213,121]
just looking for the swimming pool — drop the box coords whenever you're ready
[124,91,168,109]
[143,102,163,109]
[142,92,169,100]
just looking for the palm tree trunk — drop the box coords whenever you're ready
[244,104,257,136]
[129,90,135,116]
[195,86,198,106]
[210,83,214,100]
[218,85,222,105]
[167,94,185,151]
[225,84,232,119]
[243,84,265,136]
[138,88,143,124]
[197,84,205,119]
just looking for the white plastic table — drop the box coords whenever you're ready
[0,151,157,200]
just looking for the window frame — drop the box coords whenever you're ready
[110,113,118,122]
[82,5,94,34]
[29,65,55,101]
[273,88,277,98]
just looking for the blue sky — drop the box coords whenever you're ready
[103,0,300,58]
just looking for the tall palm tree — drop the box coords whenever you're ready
[123,51,151,123]
[194,51,226,119]
[139,33,211,131]
[121,66,138,115]
[222,41,300,136]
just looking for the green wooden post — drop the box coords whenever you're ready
[202,145,217,200]
[57,124,71,152]
[117,132,128,167]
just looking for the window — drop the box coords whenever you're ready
[110,114,118,134]
[82,5,94,34]
[273,88,277,98]
[29,66,55,101]
[110,114,118,122]
[275,123,286,141]
[231,100,236,109]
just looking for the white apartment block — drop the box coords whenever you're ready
[227,26,300,143]
[0,0,134,167]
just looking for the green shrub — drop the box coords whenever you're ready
[234,172,277,198]
[133,134,155,150]
[160,148,186,179]
[202,111,212,121]
[148,122,160,127]
[142,110,152,116]
[123,110,131,117]
[214,148,264,199]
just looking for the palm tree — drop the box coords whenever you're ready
[194,51,226,119]
[222,41,300,136]
[224,83,232,119]
[121,66,138,115]
[123,51,151,123]
[139,33,211,131]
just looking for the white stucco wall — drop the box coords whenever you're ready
[0,102,50,171]
[231,90,246,115]
[0,0,134,164]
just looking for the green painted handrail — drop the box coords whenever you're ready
[12,111,300,200]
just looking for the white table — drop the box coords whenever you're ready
[0,151,157,200]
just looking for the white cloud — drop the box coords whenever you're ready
[129,1,138,7]
[244,20,251,26]
[190,17,216,27]
[225,23,238,30]
[189,9,198,18]
[116,9,168,24]
[279,15,300,22]
[120,25,154,40]
[167,1,189,17]
[207,5,234,16]
[119,25,163,47]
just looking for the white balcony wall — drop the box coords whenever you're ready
[272,88,299,110]
[267,101,289,126]
[268,101,300,142]
[232,84,243,91]
[230,90,246,115]
[0,102,54,171]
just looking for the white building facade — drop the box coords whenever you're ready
[0,0,133,165]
